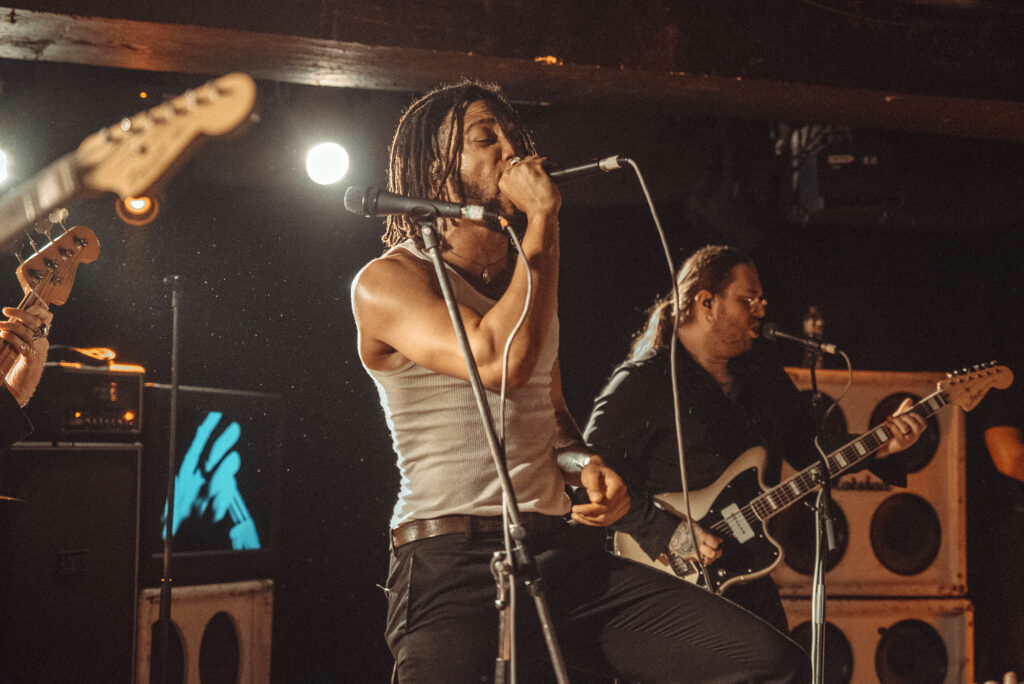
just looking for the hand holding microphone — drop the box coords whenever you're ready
[501,154,561,220]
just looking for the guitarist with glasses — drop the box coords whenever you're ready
[583,245,926,631]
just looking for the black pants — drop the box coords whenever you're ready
[384,519,809,683]
[721,575,789,634]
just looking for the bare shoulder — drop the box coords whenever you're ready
[352,248,435,314]
[352,248,440,369]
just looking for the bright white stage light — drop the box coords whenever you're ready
[0,149,9,184]
[306,142,350,185]
[126,197,150,212]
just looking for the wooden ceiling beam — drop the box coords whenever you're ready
[2,7,1023,142]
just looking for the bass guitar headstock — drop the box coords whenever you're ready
[16,224,100,307]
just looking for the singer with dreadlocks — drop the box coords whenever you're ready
[351,82,808,682]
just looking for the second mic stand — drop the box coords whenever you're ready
[808,364,837,684]
[158,274,183,684]
[418,216,568,684]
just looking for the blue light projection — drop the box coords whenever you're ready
[162,411,261,550]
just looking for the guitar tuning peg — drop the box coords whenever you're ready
[20,227,39,254]
[32,217,52,239]
[47,208,69,231]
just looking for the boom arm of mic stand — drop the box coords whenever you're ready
[417,218,569,684]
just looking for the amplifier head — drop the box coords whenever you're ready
[24,362,144,442]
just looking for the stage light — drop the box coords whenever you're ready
[0,148,9,184]
[306,142,349,185]
[115,195,160,226]
[126,197,151,213]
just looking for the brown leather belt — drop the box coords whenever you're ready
[391,513,564,548]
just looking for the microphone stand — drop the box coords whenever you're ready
[808,364,836,684]
[157,275,182,684]
[417,215,569,684]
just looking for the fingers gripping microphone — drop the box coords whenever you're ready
[544,155,626,184]
[761,322,839,355]
[343,186,501,224]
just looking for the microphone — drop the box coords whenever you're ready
[544,155,626,184]
[343,186,501,223]
[761,322,839,355]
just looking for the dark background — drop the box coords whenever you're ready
[1,4,1023,676]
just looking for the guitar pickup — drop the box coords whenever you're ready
[721,503,755,543]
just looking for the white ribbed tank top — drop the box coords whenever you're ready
[357,239,570,528]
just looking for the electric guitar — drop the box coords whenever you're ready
[614,363,1014,594]
[0,72,257,248]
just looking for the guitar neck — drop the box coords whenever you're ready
[751,389,948,520]
[0,287,37,379]
[0,153,82,248]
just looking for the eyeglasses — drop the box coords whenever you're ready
[738,295,768,312]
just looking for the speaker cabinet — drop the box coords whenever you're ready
[782,597,974,684]
[771,368,967,597]
[0,442,141,683]
[135,579,273,684]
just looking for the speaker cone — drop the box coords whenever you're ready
[790,620,854,684]
[771,494,849,576]
[870,493,941,576]
[874,618,947,683]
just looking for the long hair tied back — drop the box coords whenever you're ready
[629,245,753,361]
[382,79,535,247]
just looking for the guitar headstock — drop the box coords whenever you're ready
[75,72,258,200]
[938,362,1014,413]
[16,225,100,307]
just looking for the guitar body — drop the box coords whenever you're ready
[614,446,784,594]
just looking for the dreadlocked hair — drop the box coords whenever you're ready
[628,245,754,362]
[381,79,536,247]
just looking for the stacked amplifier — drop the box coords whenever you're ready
[0,361,144,683]
[773,367,973,684]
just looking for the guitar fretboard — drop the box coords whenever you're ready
[748,391,947,522]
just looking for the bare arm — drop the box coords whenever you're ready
[548,360,630,526]
[352,156,561,390]
[985,426,1024,483]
